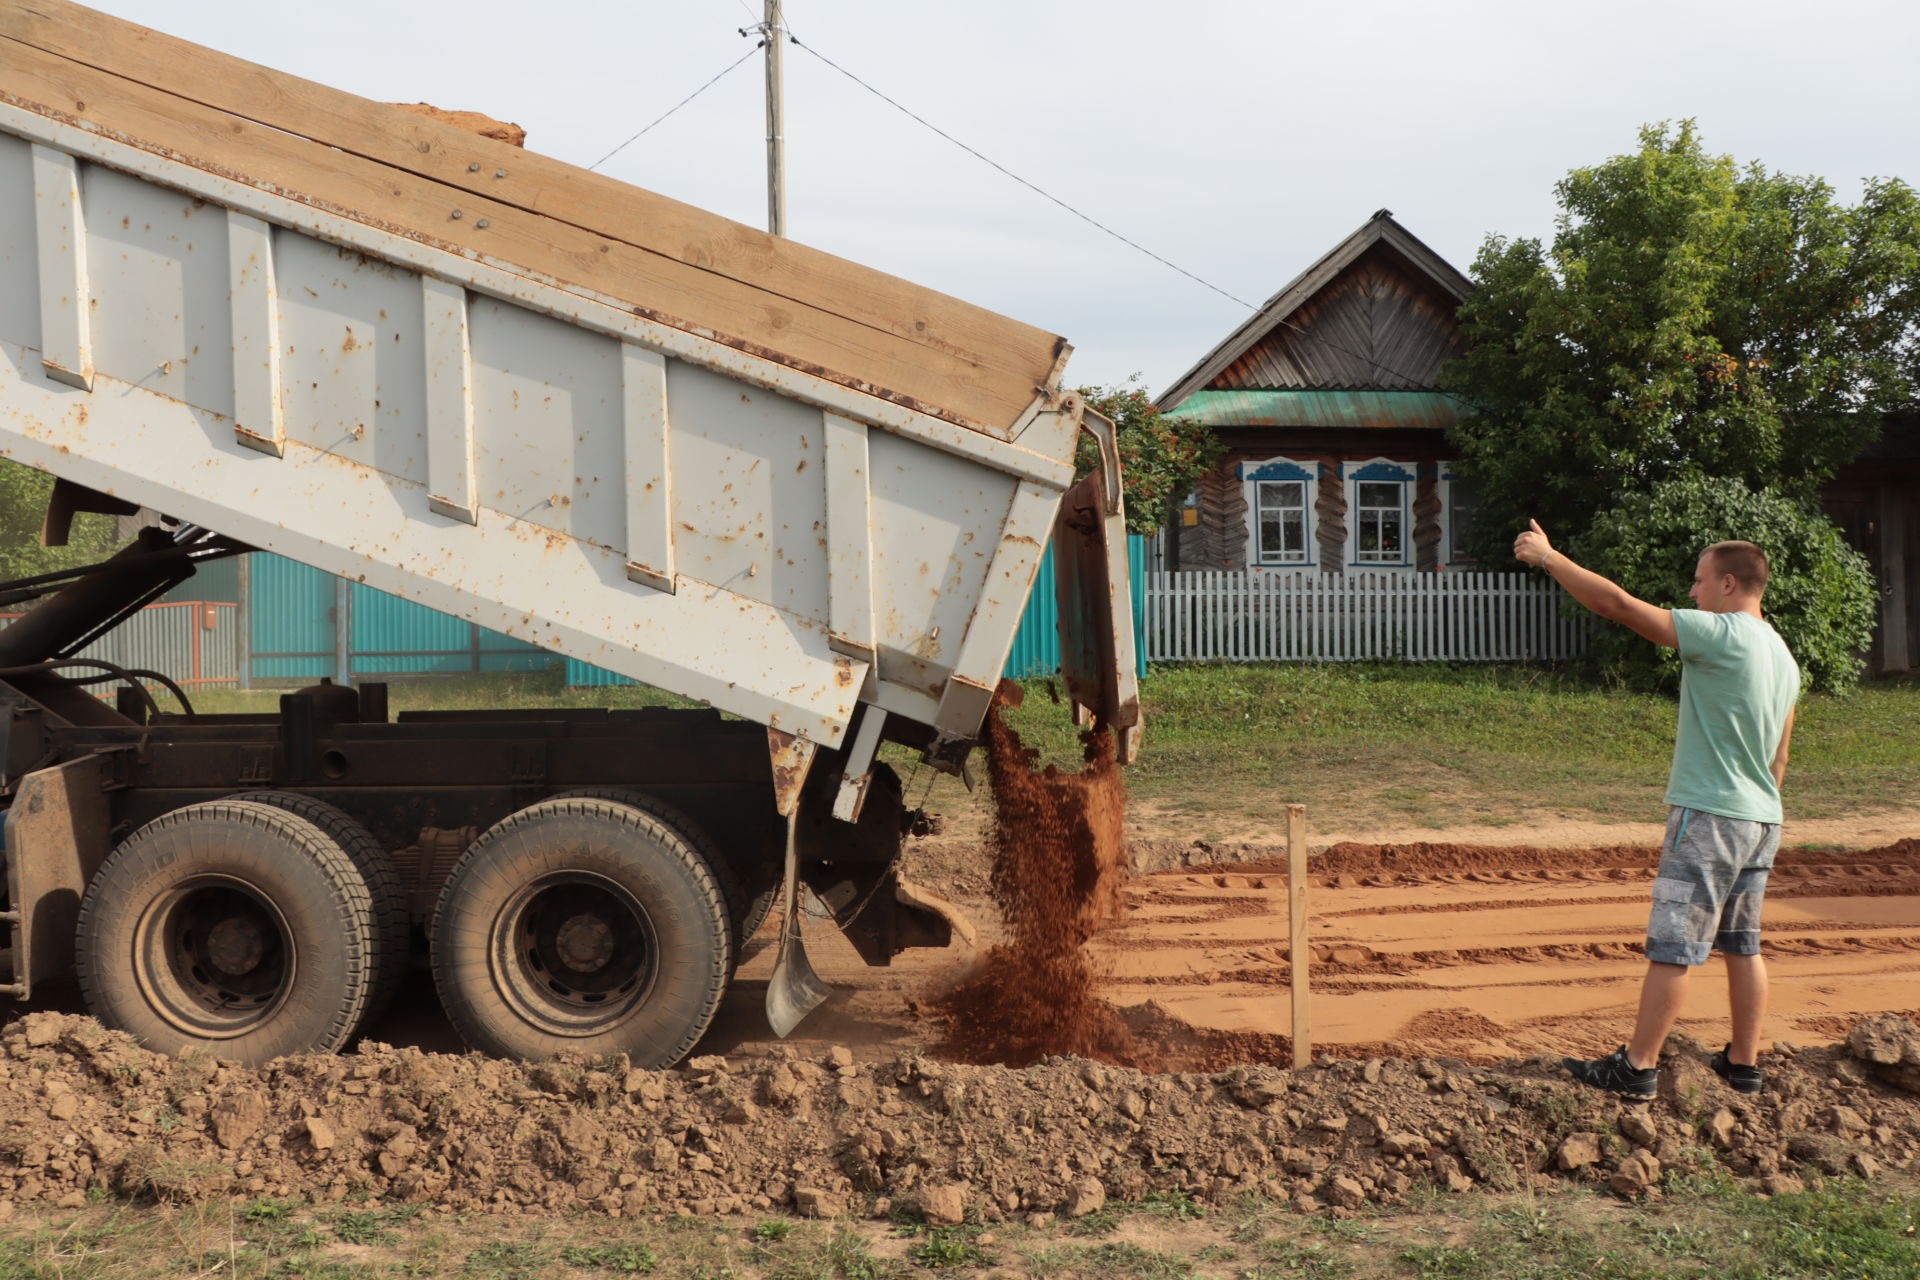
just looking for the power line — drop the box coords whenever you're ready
[586,21,1460,402]
[783,33,1466,402]
[588,45,762,172]
[785,34,1255,312]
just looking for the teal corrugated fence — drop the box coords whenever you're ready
[246,552,554,683]
[1000,533,1149,679]
[565,533,1150,687]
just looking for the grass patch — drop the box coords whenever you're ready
[329,1210,399,1247]
[988,663,1920,836]
[1393,1178,1920,1279]
[758,1223,906,1280]
[1250,1235,1356,1278]
[463,1242,551,1280]
[1136,1190,1208,1222]
[1077,1240,1192,1278]
[0,1179,1916,1280]
[905,1225,991,1270]
[189,663,1919,840]
[559,1243,656,1273]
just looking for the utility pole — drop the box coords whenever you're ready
[763,0,787,237]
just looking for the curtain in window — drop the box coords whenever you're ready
[1355,480,1405,563]
[1256,479,1307,563]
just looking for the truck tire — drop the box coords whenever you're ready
[545,788,768,962]
[74,800,376,1063]
[227,790,411,1025]
[430,798,730,1066]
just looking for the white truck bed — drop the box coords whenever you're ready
[0,0,1136,753]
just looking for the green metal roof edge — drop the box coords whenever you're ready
[1164,389,1462,430]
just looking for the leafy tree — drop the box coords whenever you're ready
[0,458,121,584]
[1443,121,1920,556]
[1072,378,1223,536]
[1568,477,1876,694]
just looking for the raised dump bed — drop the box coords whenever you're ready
[0,1,1137,1065]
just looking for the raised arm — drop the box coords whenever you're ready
[1513,520,1679,649]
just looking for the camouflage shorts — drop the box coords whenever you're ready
[1645,807,1780,967]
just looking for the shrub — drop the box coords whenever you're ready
[1568,477,1875,694]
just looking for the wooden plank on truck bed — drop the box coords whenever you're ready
[0,1,1066,434]
[0,37,1032,435]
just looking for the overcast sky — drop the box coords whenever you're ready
[90,0,1920,399]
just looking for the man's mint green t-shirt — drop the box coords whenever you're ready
[1665,610,1800,824]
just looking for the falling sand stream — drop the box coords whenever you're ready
[935,687,1141,1066]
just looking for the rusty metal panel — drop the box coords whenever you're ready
[1053,412,1141,761]
[823,412,874,663]
[228,211,284,456]
[621,346,673,593]
[0,134,37,352]
[423,275,477,521]
[30,144,91,390]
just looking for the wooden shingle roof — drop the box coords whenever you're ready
[1159,210,1472,415]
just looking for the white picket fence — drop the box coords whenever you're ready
[1143,570,1588,663]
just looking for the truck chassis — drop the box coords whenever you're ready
[0,529,947,1066]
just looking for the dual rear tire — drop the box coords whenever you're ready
[429,798,731,1068]
[75,800,380,1063]
[77,793,738,1070]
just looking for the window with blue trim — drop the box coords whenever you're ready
[1244,460,1315,565]
[1347,461,1414,566]
[1441,465,1478,563]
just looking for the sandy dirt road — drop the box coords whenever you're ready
[1095,839,1920,1063]
[17,831,1916,1072]
[646,831,1920,1072]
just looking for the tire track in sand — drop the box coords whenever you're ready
[1090,838,1920,1062]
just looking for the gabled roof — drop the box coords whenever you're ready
[1157,210,1473,413]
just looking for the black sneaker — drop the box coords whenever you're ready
[1562,1046,1658,1100]
[1709,1046,1763,1094]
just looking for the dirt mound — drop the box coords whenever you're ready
[1851,1014,1920,1093]
[3,1010,1918,1218]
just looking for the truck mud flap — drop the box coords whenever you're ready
[1052,411,1142,762]
[3,755,112,999]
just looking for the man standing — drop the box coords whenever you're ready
[1513,521,1799,1099]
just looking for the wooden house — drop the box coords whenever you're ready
[1155,210,1475,575]
[1155,211,1918,674]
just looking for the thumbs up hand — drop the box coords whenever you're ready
[1513,519,1556,567]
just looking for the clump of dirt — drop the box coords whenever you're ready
[2,1011,1918,1219]
[1850,1014,1920,1094]
[933,698,1136,1067]
[386,103,527,147]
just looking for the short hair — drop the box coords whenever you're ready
[1702,541,1769,595]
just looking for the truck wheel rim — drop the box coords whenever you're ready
[133,876,297,1039]
[490,872,658,1036]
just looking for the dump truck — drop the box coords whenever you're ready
[0,2,1138,1067]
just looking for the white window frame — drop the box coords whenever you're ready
[1343,458,1416,569]
[1240,457,1317,567]
[1439,463,1477,566]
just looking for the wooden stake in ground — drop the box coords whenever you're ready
[1287,803,1310,1068]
